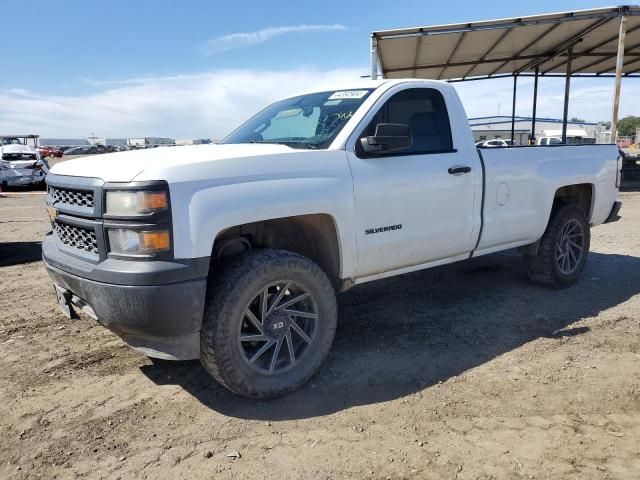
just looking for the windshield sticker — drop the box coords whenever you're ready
[328,90,369,100]
[324,100,342,106]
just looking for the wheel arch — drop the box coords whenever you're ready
[552,183,594,222]
[211,213,344,290]
[519,182,593,256]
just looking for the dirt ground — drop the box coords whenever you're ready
[1,192,639,480]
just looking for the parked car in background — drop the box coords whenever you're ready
[37,146,63,158]
[537,136,596,146]
[537,136,563,146]
[63,146,89,156]
[0,144,49,187]
[58,146,78,154]
[480,139,515,148]
[37,146,50,157]
[64,145,108,156]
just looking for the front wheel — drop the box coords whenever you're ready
[525,202,590,288]
[200,249,337,398]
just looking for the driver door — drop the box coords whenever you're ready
[346,86,477,278]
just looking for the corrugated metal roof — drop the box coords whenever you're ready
[372,6,640,80]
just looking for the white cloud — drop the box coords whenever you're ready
[0,68,364,139]
[2,69,638,140]
[201,24,348,55]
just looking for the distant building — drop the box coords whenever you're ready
[127,137,175,146]
[175,138,213,146]
[469,116,598,145]
[149,137,174,145]
[105,138,128,147]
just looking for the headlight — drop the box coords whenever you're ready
[106,190,168,216]
[108,229,171,255]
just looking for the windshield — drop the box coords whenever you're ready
[221,89,374,150]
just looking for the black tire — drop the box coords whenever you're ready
[525,202,590,288]
[200,248,337,399]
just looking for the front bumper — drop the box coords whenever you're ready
[43,233,209,360]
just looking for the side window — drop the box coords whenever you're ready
[357,88,453,157]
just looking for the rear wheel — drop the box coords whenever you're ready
[200,249,337,398]
[525,203,590,288]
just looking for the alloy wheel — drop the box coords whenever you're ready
[237,281,319,375]
[556,218,584,275]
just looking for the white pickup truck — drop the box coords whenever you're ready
[43,79,622,398]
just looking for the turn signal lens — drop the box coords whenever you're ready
[108,229,171,255]
[140,231,170,253]
[139,192,168,211]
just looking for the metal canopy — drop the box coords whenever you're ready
[370,6,639,143]
[371,6,640,80]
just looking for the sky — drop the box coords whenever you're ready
[1,0,636,139]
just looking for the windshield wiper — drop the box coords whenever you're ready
[246,140,282,145]
[243,140,320,150]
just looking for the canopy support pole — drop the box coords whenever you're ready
[371,36,379,80]
[511,75,517,143]
[611,15,627,143]
[531,67,539,144]
[561,47,573,143]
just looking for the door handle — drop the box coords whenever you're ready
[448,165,471,175]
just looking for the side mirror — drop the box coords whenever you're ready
[360,123,412,154]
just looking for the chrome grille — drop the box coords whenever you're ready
[49,186,94,208]
[54,222,98,254]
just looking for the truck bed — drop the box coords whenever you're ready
[474,144,620,257]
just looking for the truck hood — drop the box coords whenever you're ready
[50,144,296,182]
